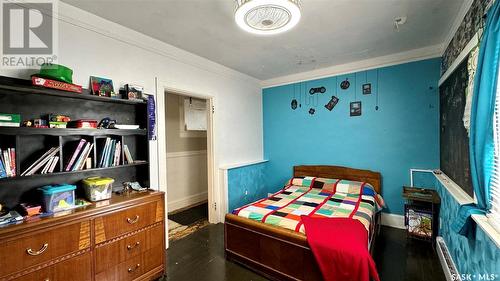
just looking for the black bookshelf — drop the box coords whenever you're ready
[0,76,150,209]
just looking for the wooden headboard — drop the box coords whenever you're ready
[293,165,382,194]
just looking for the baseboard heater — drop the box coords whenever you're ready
[436,236,461,281]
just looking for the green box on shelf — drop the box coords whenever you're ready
[0,113,20,123]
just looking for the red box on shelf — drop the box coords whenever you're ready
[67,119,97,129]
[32,76,83,93]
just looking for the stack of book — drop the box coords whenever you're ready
[98,138,121,168]
[0,148,16,178]
[21,147,60,176]
[0,113,20,127]
[65,139,94,172]
[123,145,134,164]
[0,210,23,225]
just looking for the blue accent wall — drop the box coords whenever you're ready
[263,58,441,215]
[413,172,500,277]
[227,162,269,211]
[412,171,437,189]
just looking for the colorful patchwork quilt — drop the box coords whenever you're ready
[233,176,384,235]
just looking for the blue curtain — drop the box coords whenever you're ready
[470,0,500,210]
[453,0,500,238]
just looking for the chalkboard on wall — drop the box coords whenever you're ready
[439,57,473,197]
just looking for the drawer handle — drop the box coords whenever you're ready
[126,215,140,224]
[128,263,140,273]
[26,243,49,256]
[127,241,140,250]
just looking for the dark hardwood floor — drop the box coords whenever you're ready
[166,224,446,281]
[168,202,208,225]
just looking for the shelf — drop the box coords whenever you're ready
[0,76,146,105]
[0,161,148,183]
[0,127,147,136]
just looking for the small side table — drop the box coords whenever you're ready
[402,186,441,243]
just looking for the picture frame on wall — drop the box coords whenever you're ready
[324,96,339,111]
[350,101,362,116]
[362,83,372,95]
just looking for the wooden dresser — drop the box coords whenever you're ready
[0,191,165,281]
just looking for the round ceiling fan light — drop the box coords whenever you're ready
[234,0,301,35]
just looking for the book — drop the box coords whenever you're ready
[9,148,15,177]
[2,150,11,177]
[40,156,53,174]
[65,139,87,171]
[72,142,90,171]
[49,156,59,173]
[0,122,20,127]
[22,147,60,176]
[21,147,56,176]
[0,150,6,178]
[77,144,93,170]
[113,141,121,166]
[124,145,134,164]
[108,140,116,167]
[27,149,59,176]
[98,138,110,168]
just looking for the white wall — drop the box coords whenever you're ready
[0,3,264,213]
[166,151,208,212]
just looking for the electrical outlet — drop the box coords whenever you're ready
[245,190,248,195]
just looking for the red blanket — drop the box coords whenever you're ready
[301,216,380,281]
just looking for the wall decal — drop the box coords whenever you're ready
[309,87,326,95]
[340,78,350,90]
[308,108,316,115]
[375,69,380,110]
[350,101,361,116]
[291,83,302,110]
[324,96,339,111]
[363,83,372,95]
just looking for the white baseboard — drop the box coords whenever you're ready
[381,213,406,229]
[168,192,208,212]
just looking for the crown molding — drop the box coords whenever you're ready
[261,44,443,88]
[53,2,260,86]
[440,0,475,54]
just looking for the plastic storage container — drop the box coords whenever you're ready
[38,184,76,212]
[82,177,114,201]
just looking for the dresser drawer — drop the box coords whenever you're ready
[94,200,160,243]
[96,247,163,281]
[0,221,91,277]
[95,223,164,274]
[14,252,92,281]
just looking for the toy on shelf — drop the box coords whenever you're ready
[31,64,82,93]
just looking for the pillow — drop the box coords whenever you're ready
[285,176,339,191]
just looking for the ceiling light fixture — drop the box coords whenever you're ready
[234,0,301,35]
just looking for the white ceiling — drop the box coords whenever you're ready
[61,0,464,80]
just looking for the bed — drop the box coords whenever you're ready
[224,165,382,281]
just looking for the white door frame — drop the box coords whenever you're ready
[155,78,219,248]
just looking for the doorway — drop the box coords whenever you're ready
[165,92,210,242]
